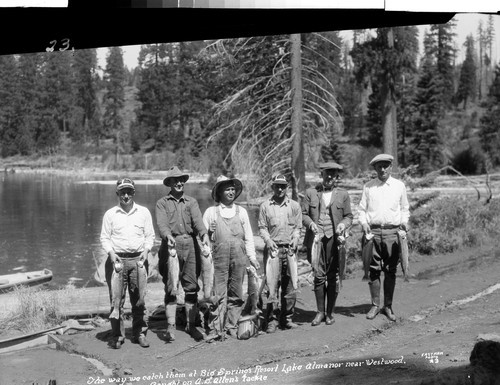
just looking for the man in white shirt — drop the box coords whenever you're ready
[202,175,260,340]
[358,154,410,322]
[100,177,155,349]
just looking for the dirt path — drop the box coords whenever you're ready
[1,245,500,385]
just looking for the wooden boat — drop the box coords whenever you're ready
[0,269,53,293]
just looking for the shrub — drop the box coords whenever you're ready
[409,197,500,254]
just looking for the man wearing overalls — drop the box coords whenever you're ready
[202,175,260,339]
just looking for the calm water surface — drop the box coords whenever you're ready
[0,173,259,288]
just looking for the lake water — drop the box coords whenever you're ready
[0,172,260,288]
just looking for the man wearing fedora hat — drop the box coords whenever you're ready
[100,177,155,349]
[358,153,410,322]
[156,166,210,342]
[202,175,260,339]
[258,174,302,333]
[301,161,353,327]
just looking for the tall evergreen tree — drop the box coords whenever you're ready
[429,20,457,110]
[0,55,22,157]
[72,48,101,143]
[350,26,419,166]
[479,64,500,166]
[102,47,126,156]
[408,30,445,174]
[16,53,42,155]
[456,34,477,109]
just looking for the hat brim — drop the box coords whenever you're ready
[211,179,243,202]
[370,159,393,166]
[117,183,135,191]
[163,175,189,186]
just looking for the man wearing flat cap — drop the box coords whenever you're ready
[203,175,260,339]
[258,174,302,333]
[100,177,155,349]
[301,162,353,326]
[358,153,410,322]
[156,166,210,342]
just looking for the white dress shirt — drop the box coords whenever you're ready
[202,203,256,260]
[358,176,410,227]
[100,202,155,254]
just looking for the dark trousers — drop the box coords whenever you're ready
[315,236,339,290]
[263,246,296,327]
[105,256,148,340]
[369,228,400,307]
[158,234,200,304]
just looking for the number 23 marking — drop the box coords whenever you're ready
[46,38,72,52]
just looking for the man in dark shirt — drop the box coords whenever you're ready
[301,162,353,326]
[156,166,210,342]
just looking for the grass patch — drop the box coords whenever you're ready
[0,285,75,335]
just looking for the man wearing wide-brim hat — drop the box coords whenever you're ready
[258,174,302,333]
[202,175,260,340]
[301,161,353,327]
[358,153,410,322]
[155,166,210,342]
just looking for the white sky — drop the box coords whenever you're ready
[96,13,500,70]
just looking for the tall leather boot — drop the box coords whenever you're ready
[311,284,326,326]
[325,283,337,325]
[382,274,397,321]
[164,302,177,342]
[185,302,205,341]
[366,279,381,320]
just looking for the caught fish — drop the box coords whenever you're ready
[362,233,374,282]
[136,259,148,307]
[338,230,349,287]
[109,262,124,320]
[286,248,299,291]
[200,244,214,299]
[167,248,180,296]
[265,249,280,304]
[244,265,263,315]
[310,234,320,274]
[398,230,410,282]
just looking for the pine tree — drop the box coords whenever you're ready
[456,34,477,109]
[16,53,41,155]
[429,20,457,110]
[0,55,22,157]
[73,48,100,143]
[479,64,500,166]
[350,26,419,166]
[408,30,445,174]
[102,47,126,157]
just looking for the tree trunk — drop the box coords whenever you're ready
[381,28,398,169]
[290,33,305,201]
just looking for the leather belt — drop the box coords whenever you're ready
[116,252,141,258]
[371,224,399,229]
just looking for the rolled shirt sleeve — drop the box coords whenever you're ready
[239,207,256,260]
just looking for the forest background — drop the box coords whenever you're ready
[0,13,499,199]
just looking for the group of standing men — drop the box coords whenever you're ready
[100,153,410,349]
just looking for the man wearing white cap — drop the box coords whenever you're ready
[302,162,353,327]
[203,175,260,339]
[258,174,302,333]
[100,177,155,349]
[358,154,410,321]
